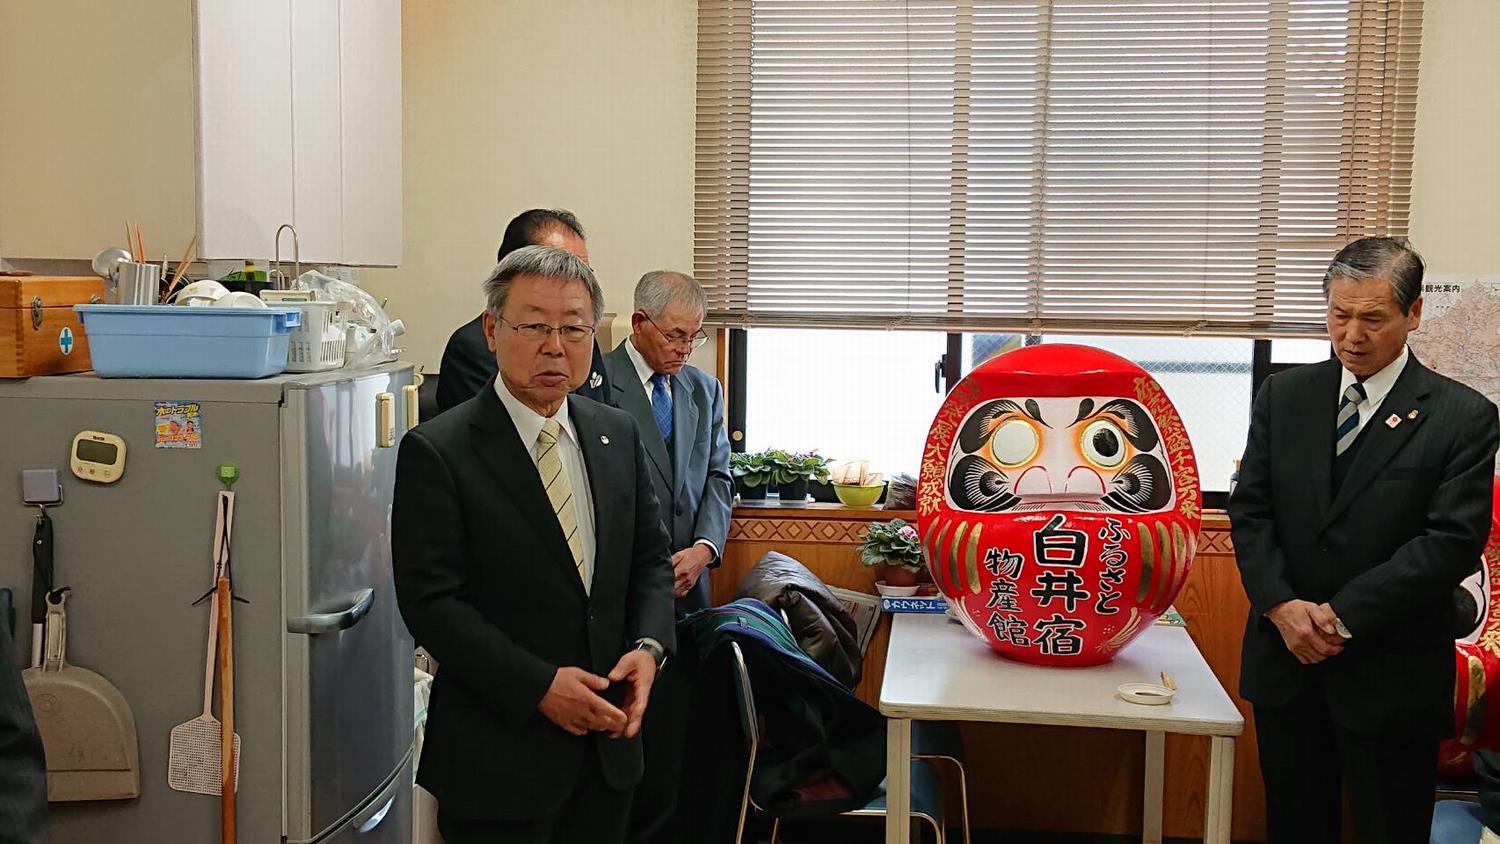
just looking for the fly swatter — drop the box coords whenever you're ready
[168,492,240,794]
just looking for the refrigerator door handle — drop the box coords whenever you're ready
[287,588,375,635]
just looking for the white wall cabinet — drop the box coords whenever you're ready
[0,0,400,267]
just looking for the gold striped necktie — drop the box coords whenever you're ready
[536,419,588,586]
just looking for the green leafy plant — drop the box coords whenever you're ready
[860,518,926,572]
[763,449,832,485]
[730,451,774,488]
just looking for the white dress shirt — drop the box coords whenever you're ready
[624,336,720,561]
[1337,345,1411,438]
[494,377,597,593]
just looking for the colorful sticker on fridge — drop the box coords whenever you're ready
[154,401,203,449]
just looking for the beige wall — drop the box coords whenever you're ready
[0,0,197,260]
[361,0,698,373]
[1408,0,1500,276]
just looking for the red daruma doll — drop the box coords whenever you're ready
[917,345,1203,666]
[1438,482,1500,777]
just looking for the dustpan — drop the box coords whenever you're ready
[22,589,141,801]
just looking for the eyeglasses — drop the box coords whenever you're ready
[497,316,596,344]
[645,315,709,349]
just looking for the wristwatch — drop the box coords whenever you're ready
[634,638,668,672]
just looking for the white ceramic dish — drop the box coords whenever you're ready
[1117,683,1175,705]
[875,582,920,598]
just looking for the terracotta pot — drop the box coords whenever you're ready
[883,565,920,587]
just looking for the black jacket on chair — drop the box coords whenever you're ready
[1229,355,1499,738]
[677,599,886,843]
[392,382,676,821]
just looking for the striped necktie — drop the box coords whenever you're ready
[1334,382,1368,456]
[536,419,588,589]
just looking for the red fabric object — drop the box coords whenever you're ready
[1440,481,1500,778]
[916,344,1202,666]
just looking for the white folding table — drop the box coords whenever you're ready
[880,613,1244,843]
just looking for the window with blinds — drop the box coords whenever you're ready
[695,0,1422,337]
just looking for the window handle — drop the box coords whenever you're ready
[934,354,946,394]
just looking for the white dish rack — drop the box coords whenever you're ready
[283,302,346,372]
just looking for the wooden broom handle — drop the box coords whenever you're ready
[217,576,235,844]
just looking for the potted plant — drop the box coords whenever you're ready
[765,449,831,504]
[861,518,927,592]
[730,451,774,501]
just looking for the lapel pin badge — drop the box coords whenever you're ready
[1407,409,1420,420]
[1385,413,1402,428]
[600,435,610,445]
[589,372,604,389]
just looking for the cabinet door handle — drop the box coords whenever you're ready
[287,588,374,635]
[376,392,395,447]
[403,384,420,430]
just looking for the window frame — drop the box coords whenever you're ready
[723,328,1328,509]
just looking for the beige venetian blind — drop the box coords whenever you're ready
[695,0,1422,337]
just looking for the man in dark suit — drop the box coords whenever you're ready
[0,615,46,843]
[394,245,677,844]
[437,208,613,412]
[602,271,732,844]
[1229,236,1499,843]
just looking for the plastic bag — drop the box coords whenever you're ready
[294,270,404,367]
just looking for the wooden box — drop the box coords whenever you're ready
[1,276,104,378]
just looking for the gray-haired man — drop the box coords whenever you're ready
[1230,237,1499,842]
[602,270,732,844]
[394,246,676,844]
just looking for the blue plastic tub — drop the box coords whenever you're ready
[75,305,302,379]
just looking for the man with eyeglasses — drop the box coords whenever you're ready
[394,246,676,844]
[436,208,614,413]
[602,270,732,844]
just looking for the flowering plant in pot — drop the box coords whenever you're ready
[729,451,774,500]
[764,449,831,503]
[860,518,927,590]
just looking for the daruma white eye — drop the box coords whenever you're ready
[1081,418,1127,468]
[989,418,1039,467]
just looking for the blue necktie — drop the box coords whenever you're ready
[650,373,673,443]
[1335,382,1367,456]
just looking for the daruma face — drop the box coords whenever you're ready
[917,344,1202,666]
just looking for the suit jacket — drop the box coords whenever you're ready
[1229,355,1499,737]
[0,622,46,843]
[436,315,613,412]
[392,383,676,821]
[602,340,733,615]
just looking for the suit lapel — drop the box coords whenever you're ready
[671,373,698,495]
[1302,361,1341,522]
[607,343,675,491]
[1322,358,1433,528]
[468,386,585,599]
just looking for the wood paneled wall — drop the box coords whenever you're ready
[718,505,1268,841]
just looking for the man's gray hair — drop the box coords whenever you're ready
[634,270,707,319]
[1322,236,1425,314]
[483,245,604,325]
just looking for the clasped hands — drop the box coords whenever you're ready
[537,649,658,738]
[1267,599,1346,664]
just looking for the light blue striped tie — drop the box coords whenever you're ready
[1335,382,1367,456]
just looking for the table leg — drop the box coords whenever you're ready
[1143,731,1165,844]
[1204,735,1235,844]
[886,717,912,844]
